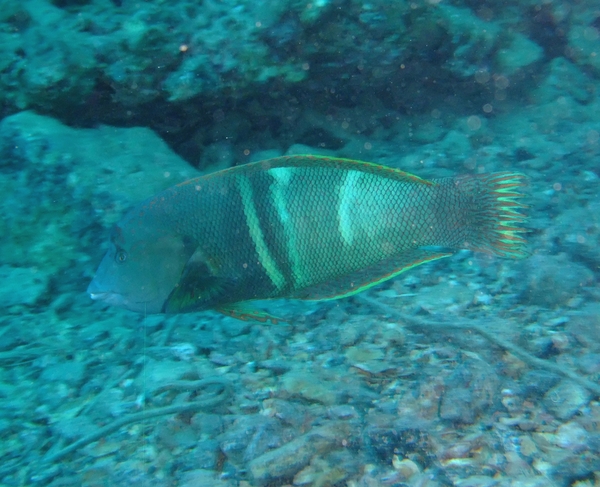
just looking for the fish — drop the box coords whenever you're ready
[87,155,528,323]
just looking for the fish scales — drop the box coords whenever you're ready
[88,155,528,321]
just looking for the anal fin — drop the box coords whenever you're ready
[291,248,453,301]
[217,304,287,325]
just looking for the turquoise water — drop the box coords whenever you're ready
[0,0,599,486]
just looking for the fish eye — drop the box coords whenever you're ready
[115,250,128,264]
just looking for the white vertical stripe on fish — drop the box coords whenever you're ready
[236,174,287,291]
[269,167,305,287]
[338,170,363,247]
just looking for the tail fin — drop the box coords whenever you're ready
[460,172,529,259]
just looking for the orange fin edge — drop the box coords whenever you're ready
[216,305,286,325]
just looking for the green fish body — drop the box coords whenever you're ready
[88,155,528,321]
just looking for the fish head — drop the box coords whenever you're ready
[87,220,195,313]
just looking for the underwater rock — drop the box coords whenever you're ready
[0,111,199,281]
[0,111,198,223]
[530,57,595,105]
[0,0,575,162]
[436,4,501,78]
[495,32,543,75]
[568,20,600,76]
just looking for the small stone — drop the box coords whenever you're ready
[258,359,292,375]
[520,435,539,457]
[577,353,600,374]
[293,464,318,485]
[521,370,561,397]
[191,414,224,438]
[345,344,394,375]
[501,387,523,414]
[135,359,197,394]
[219,415,279,464]
[440,387,474,423]
[392,457,420,479]
[555,422,588,452]
[177,440,220,471]
[221,319,252,337]
[520,254,594,308]
[170,343,196,361]
[83,441,121,458]
[543,381,591,420]
[338,320,365,347]
[495,33,543,74]
[281,370,339,405]
[179,469,232,487]
[263,399,309,428]
[454,476,498,487]
[328,405,357,420]
[156,418,198,449]
[40,360,86,386]
[248,421,353,485]
[286,143,334,157]
[53,415,99,441]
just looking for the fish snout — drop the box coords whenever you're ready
[87,277,102,298]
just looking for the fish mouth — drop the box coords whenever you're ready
[89,291,127,307]
[89,292,109,301]
[88,290,162,313]
[87,280,163,313]
[87,278,126,307]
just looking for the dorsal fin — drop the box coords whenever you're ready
[176,155,435,189]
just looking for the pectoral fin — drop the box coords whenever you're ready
[163,249,234,313]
